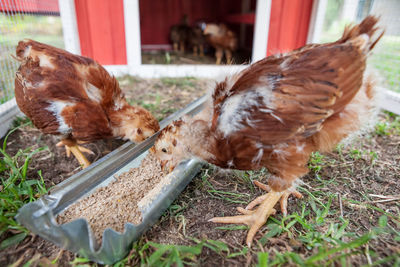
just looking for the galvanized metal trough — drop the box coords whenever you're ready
[16,96,207,264]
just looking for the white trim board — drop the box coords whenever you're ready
[128,65,248,78]
[379,89,400,115]
[123,0,142,68]
[0,99,23,138]
[307,0,328,44]
[104,65,130,77]
[104,64,248,79]
[252,0,272,62]
[58,0,81,54]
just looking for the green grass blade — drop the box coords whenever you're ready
[0,232,27,249]
[305,233,373,264]
[257,252,269,267]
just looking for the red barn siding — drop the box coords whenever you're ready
[74,0,127,65]
[267,0,313,56]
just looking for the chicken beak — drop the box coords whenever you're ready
[160,160,176,173]
[160,160,168,172]
[168,164,176,173]
[149,146,156,154]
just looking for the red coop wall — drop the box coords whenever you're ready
[267,0,313,56]
[74,0,127,65]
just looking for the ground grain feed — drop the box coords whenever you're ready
[57,153,167,243]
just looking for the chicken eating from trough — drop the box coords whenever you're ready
[14,40,160,168]
[153,15,384,246]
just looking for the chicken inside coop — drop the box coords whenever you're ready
[139,0,254,65]
[14,40,160,169]
[153,16,384,246]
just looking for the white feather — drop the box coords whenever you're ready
[38,54,55,69]
[85,83,102,103]
[46,101,74,134]
[252,148,264,164]
[218,85,275,136]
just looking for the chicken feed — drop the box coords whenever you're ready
[57,153,172,243]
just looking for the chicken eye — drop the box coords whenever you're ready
[161,148,167,153]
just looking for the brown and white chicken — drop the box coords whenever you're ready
[14,40,160,168]
[153,16,383,246]
[203,23,238,64]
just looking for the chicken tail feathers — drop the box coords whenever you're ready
[340,15,384,52]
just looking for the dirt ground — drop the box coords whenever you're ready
[1,76,399,266]
[143,132,400,266]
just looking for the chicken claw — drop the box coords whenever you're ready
[56,141,93,168]
[210,191,283,247]
[247,181,303,216]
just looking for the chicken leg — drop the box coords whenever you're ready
[179,41,185,53]
[215,48,223,65]
[199,44,204,57]
[56,140,93,168]
[209,181,302,247]
[225,49,232,65]
[193,45,198,56]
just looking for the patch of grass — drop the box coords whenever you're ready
[11,116,32,128]
[117,75,141,86]
[128,94,178,121]
[255,189,395,266]
[308,151,336,180]
[121,238,248,267]
[369,36,400,93]
[201,173,251,205]
[160,77,197,88]
[375,112,400,136]
[0,122,49,249]
[308,151,326,173]
[137,241,203,266]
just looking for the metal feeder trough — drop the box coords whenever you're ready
[16,96,207,264]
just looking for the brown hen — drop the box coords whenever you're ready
[153,16,383,246]
[203,23,238,64]
[14,40,159,168]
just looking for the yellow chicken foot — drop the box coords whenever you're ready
[210,191,282,247]
[247,181,303,216]
[56,141,93,168]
